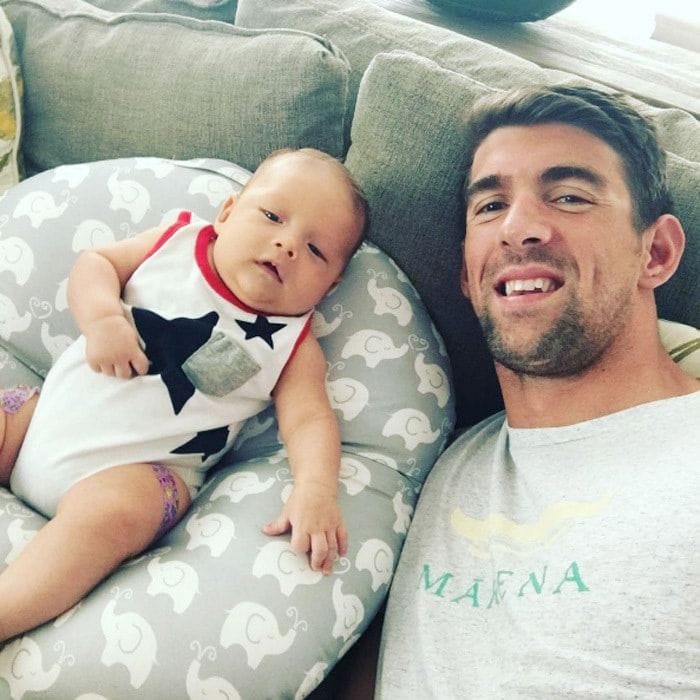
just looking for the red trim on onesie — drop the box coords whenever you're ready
[194,224,256,310]
[289,316,312,358]
[143,210,192,261]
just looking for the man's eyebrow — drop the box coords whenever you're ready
[465,174,502,202]
[465,165,607,203]
[540,165,606,188]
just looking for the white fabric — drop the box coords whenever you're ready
[11,213,311,516]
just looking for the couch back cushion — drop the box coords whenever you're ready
[235,0,700,164]
[0,0,349,175]
[87,0,237,21]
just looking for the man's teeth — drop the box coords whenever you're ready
[504,278,556,296]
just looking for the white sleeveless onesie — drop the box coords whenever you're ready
[11,211,311,517]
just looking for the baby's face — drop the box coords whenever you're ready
[212,154,362,316]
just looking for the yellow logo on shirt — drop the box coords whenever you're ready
[450,494,612,559]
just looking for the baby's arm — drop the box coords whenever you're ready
[68,226,165,377]
[263,333,347,574]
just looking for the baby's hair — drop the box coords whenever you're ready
[246,147,369,256]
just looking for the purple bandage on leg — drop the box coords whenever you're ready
[1,385,39,415]
[151,463,180,539]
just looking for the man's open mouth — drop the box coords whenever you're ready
[500,277,561,297]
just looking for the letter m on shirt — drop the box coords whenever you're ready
[420,564,453,597]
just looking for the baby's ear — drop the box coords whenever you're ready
[215,194,237,225]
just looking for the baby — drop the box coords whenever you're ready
[0,148,368,642]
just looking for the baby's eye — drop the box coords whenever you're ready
[308,243,326,261]
[263,209,281,223]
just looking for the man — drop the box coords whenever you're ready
[376,86,699,697]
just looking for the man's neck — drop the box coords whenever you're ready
[498,335,699,429]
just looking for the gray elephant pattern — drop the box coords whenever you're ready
[0,158,455,699]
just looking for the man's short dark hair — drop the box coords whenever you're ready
[463,85,672,232]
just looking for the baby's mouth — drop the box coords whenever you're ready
[260,261,282,283]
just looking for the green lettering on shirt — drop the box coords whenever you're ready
[451,579,482,607]
[419,563,453,597]
[553,561,589,594]
[518,567,547,596]
[486,570,514,609]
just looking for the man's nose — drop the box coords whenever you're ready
[500,195,554,248]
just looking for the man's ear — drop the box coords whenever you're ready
[215,194,237,226]
[459,241,470,299]
[638,214,686,290]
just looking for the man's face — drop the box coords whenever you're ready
[462,122,647,377]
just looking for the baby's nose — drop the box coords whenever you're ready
[274,240,296,258]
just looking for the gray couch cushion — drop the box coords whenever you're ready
[234,0,700,162]
[373,0,700,118]
[0,0,349,175]
[345,51,699,427]
[87,0,237,21]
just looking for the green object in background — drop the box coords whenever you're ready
[426,0,577,22]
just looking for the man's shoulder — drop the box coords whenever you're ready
[437,410,506,464]
[454,410,506,443]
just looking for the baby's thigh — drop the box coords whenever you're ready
[57,463,192,555]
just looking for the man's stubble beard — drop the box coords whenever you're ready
[478,287,633,378]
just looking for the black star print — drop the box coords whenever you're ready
[236,315,286,349]
[171,425,230,462]
[132,307,219,415]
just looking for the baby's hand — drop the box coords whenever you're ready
[262,482,348,574]
[84,315,149,378]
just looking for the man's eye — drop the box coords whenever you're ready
[553,193,591,206]
[308,243,325,260]
[475,200,505,216]
[263,209,281,223]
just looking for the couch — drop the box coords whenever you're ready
[0,0,697,697]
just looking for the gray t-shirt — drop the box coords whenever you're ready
[377,392,700,698]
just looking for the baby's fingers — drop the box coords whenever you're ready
[130,349,150,376]
[114,361,135,380]
[337,525,348,558]
[262,512,291,537]
[309,532,330,572]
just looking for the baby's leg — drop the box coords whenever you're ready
[0,462,191,642]
[0,386,39,485]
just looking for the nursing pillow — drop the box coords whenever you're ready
[0,157,455,698]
